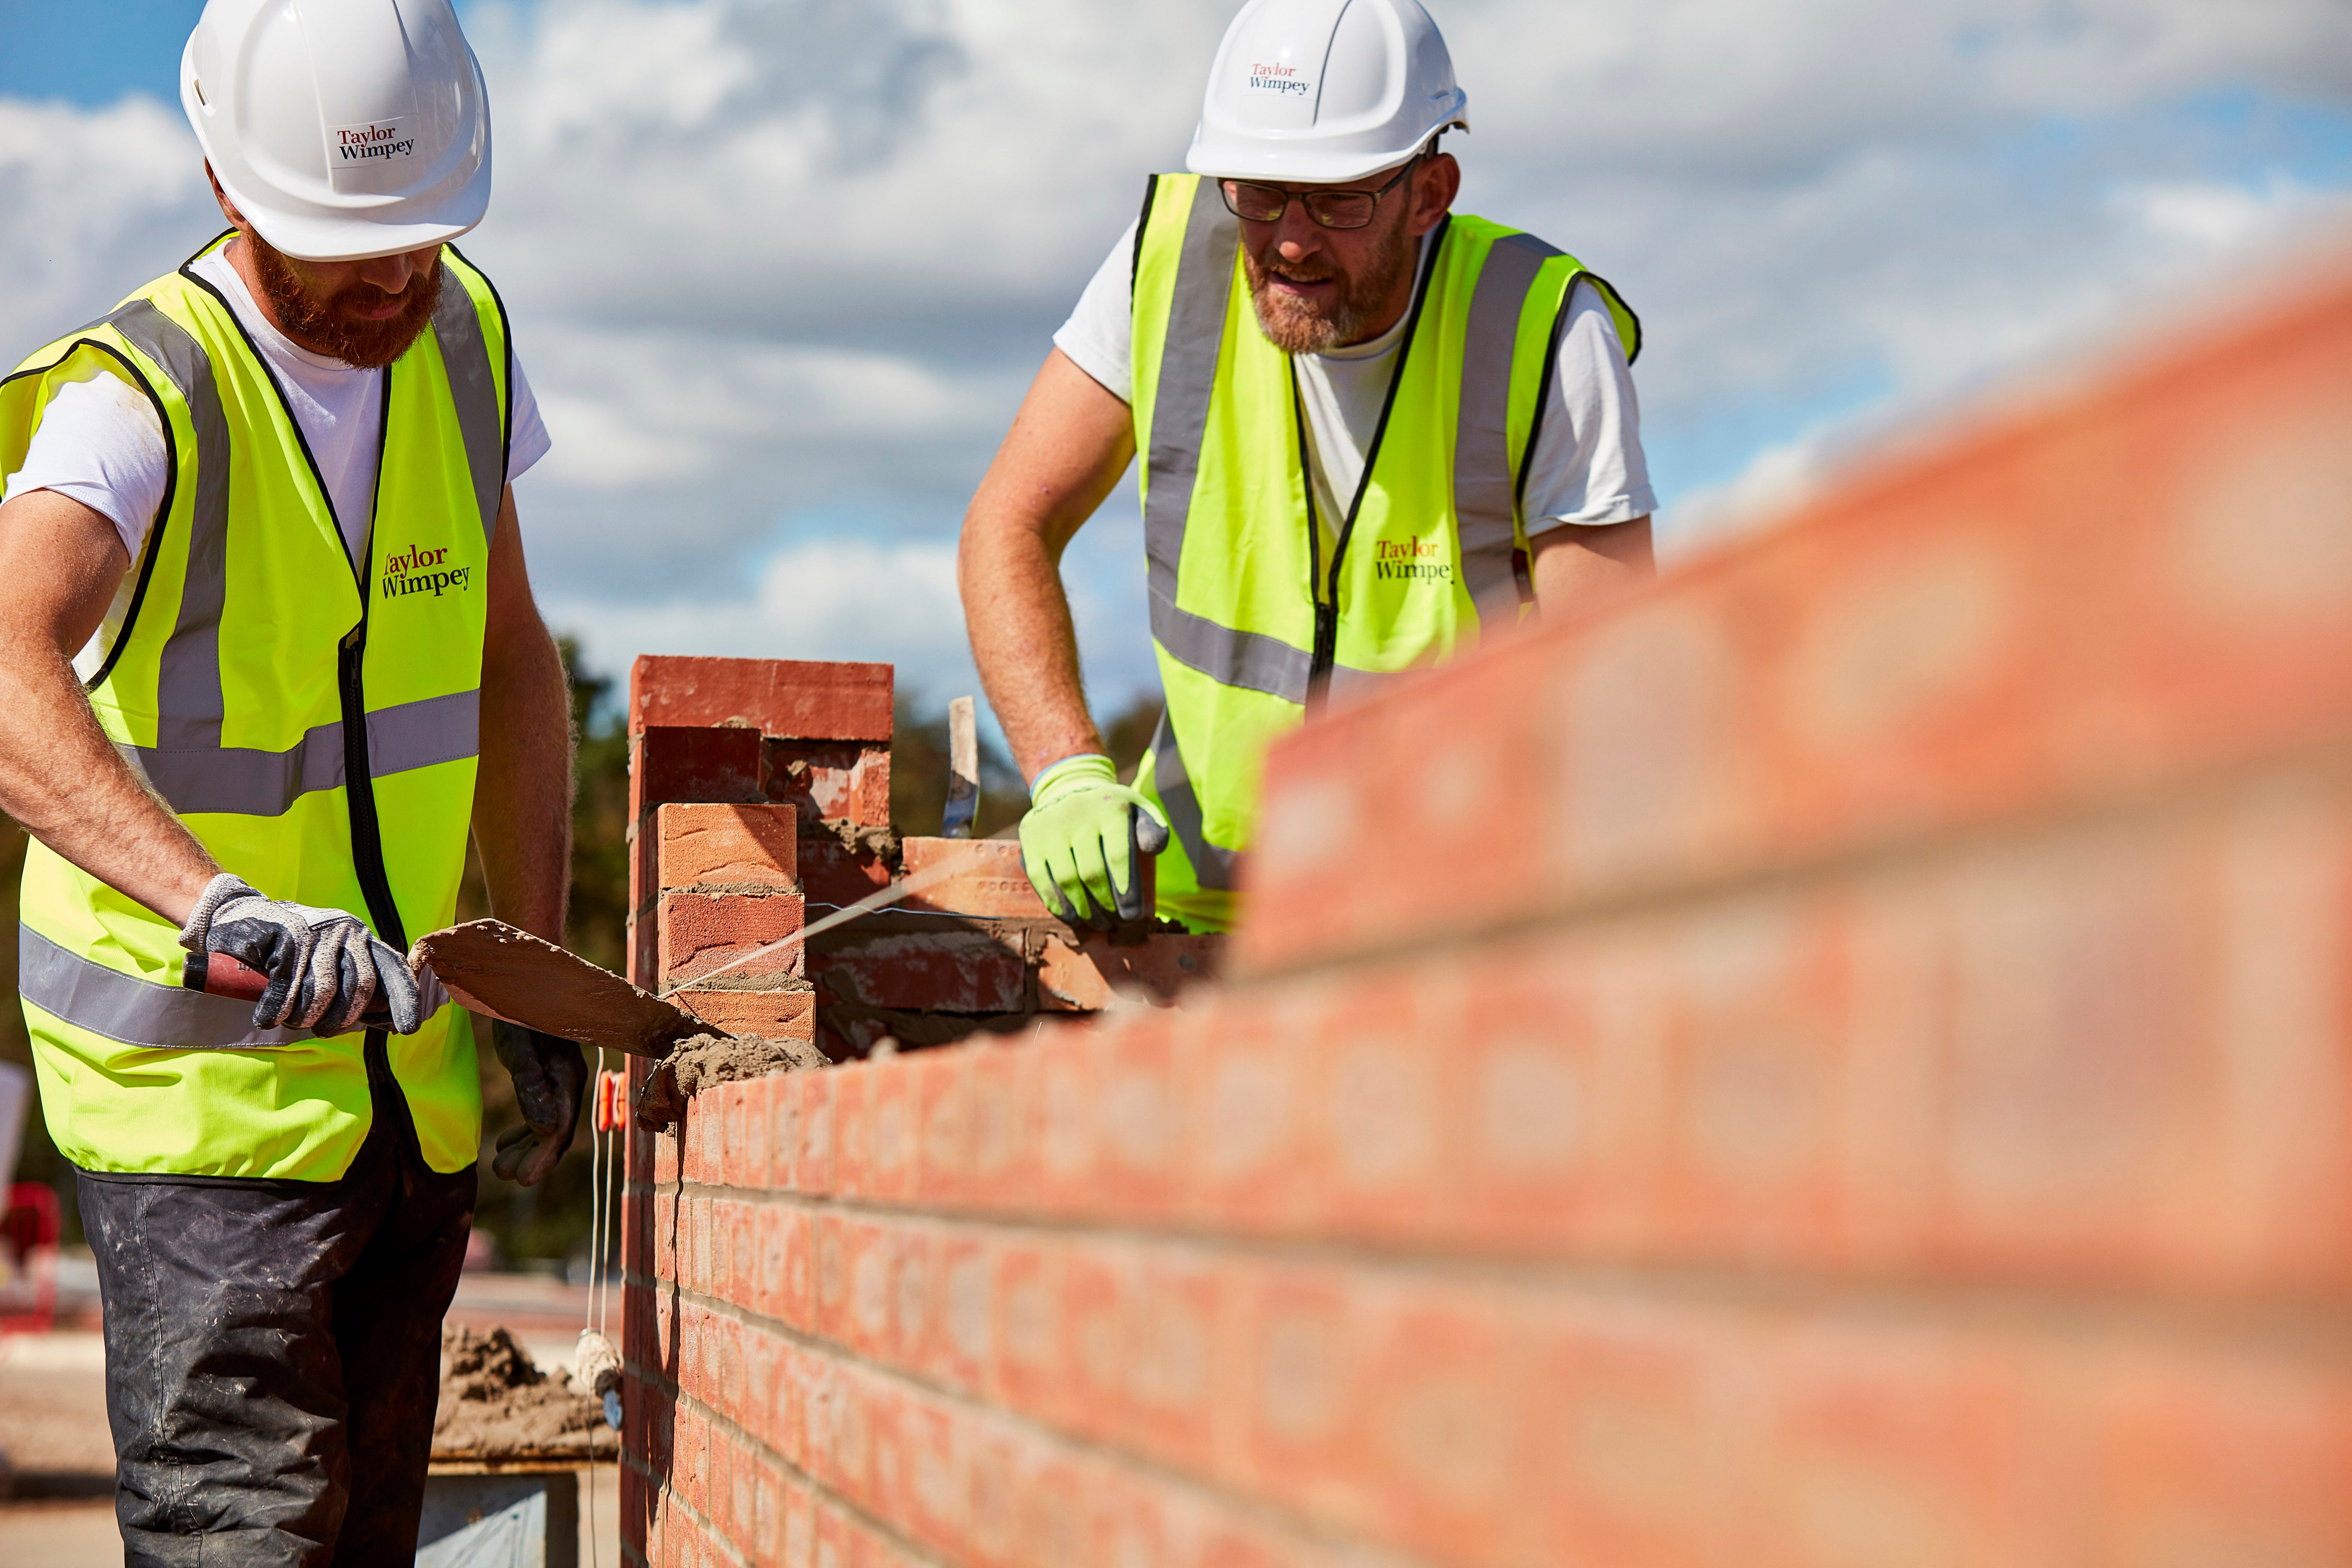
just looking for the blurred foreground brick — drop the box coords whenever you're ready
[619,256,2352,1566]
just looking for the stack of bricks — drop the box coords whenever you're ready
[626,652,1221,1056]
[618,251,2352,1566]
[626,656,901,1042]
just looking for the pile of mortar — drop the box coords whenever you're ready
[634,1031,827,1129]
[432,1324,617,1462]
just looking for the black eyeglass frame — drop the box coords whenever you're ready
[1217,155,1424,230]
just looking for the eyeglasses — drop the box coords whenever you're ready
[1218,157,1420,230]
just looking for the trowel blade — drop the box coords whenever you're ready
[410,919,717,1058]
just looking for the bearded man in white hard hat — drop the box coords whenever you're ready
[0,1,583,1558]
[962,0,1654,932]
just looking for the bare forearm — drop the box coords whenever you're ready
[962,520,1102,780]
[0,635,220,923]
[472,492,571,942]
[0,490,217,924]
[958,348,1137,781]
[474,622,570,941]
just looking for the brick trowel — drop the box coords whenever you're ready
[191,919,716,1057]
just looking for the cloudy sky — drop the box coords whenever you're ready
[5,0,2351,730]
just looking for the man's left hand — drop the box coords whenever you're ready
[491,1021,586,1186]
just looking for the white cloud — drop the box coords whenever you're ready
[2114,174,2323,250]
[6,0,2352,708]
[0,97,211,356]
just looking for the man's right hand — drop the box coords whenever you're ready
[177,872,431,1035]
[1018,754,1170,927]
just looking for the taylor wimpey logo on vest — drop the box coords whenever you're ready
[331,121,418,165]
[1374,535,1454,584]
[381,545,471,601]
[1248,61,1312,96]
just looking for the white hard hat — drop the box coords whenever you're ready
[181,0,492,263]
[1185,0,1470,185]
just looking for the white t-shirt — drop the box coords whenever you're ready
[4,243,550,603]
[1053,221,1654,554]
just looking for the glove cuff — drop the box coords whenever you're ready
[1028,752,1117,809]
[177,872,260,954]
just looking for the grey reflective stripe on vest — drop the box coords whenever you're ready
[1147,703,1241,892]
[121,687,481,818]
[1158,606,1314,705]
[104,301,232,751]
[18,925,305,1051]
[429,276,505,541]
[1142,180,1319,700]
[1455,233,1565,623]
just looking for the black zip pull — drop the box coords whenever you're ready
[1307,599,1339,711]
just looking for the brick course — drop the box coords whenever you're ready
[618,255,2352,1566]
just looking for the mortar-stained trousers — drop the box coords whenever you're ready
[77,1046,477,1568]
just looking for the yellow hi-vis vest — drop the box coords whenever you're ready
[0,234,511,1180]
[1128,175,1640,931]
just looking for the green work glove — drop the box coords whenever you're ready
[1018,753,1170,928]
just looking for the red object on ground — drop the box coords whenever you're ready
[0,1181,61,1334]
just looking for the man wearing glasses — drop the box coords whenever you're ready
[960,0,1654,933]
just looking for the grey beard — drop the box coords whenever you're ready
[1242,225,1414,355]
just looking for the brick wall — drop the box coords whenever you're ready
[617,255,2352,1565]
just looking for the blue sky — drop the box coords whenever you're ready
[5,0,2351,719]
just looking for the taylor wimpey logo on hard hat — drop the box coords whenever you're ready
[381,545,471,601]
[1248,60,1313,97]
[331,121,418,166]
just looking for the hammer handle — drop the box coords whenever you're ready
[194,952,270,1002]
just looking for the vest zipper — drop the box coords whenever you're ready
[176,261,428,1162]
[1292,217,1448,713]
[341,375,428,1164]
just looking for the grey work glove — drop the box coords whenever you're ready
[491,1020,586,1187]
[178,872,433,1035]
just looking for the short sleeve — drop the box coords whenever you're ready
[1520,279,1656,536]
[1051,220,1140,405]
[506,352,552,481]
[0,368,171,563]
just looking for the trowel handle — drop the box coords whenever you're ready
[193,952,270,1001]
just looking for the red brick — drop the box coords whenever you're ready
[1028,1029,1099,1216]
[632,726,767,828]
[963,1037,1038,1210]
[721,1081,753,1190]
[797,835,894,910]
[913,1049,972,1205]
[1059,1246,1135,1447]
[929,1233,994,1396]
[768,739,892,827]
[989,1242,1065,1424]
[659,891,806,986]
[777,1208,815,1332]
[897,837,1049,918]
[901,1399,969,1551]
[1089,1013,1183,1217]
[659,802,800,892]
[751,1455,783,1568]
[1037,933,1223,1011]
[1125,1252,1226,1474]
[832,1063,872,1200]
[673,987,818,1044]
[794,1072,835,1195]
[632,655,893,742]
[869,1058,917,1203]
[808,926,1027,1013]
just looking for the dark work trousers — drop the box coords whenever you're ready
[77,1034,478,1568]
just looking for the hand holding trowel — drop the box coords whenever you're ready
[193,919,715,1057]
